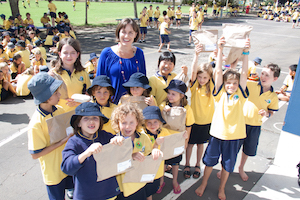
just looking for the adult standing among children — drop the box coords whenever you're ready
[96,18,146,104]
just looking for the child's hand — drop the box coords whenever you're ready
[181,65,188,76]
[145,95,156,106]
[244,38,251,52]
[183,130,188,139]
[156,137,164,146]
[151,148,163,160]
[163,105,171,113]
[218,36,225,50]
[86,142,103,156]
[258,109,269,117]
[132,152,145,162]
[110,136,125,146]
[195,44,203,55]
[66,98,81,107]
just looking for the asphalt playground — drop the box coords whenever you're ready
[0,14,300,200]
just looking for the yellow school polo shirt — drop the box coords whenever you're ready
[27,106,67,185]
[190,80,214,125]
[4,20,12,30]
[32,47,47,60]
[16,49,31,68]
[158,16,164,24]
[6,48,17,59]
[213,4,217,10]
[189,7,195,16]
[149,72,177,106]
[197,10,204,22]
[248,60,257,77]
[0,52,9,62]
[56,69,91,112]
[116,132,152,197]
[97,102,117,135]
[244,81,278,126]
[14,18,23,26]
[160,22,169,35]
[171,10,175,17]
[210,85,248,140]
[190,17,200,30]
[139,14,149,27]
[24,18,34,26]
[10,62,23,73]
[84,62,95,74]
[41,17,50,25]
[31,58,46,67]
[283,74,294,92]
[44,35,54,46]
[154,10,160,18]
[147,9,153,17]
[175,9,182,19]
[144,127,170,179]
[48,2,57,13]
[167,9,172,18]
[16,74,32,96]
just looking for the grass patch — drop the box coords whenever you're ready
[0,1,198,27]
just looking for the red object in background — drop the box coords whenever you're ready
[246,5,250,14]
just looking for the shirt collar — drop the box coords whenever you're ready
[78,130,98,141]
[62,68,72,76]
[37,105,57,117]
[96,101,110,108]
[258,81,273,95]
[155,71,171,82]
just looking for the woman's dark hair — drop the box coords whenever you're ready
[55,38,84,75]
[158,51,176,68]
[73,116,104,135]
[115,18,140,43]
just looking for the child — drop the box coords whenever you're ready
[0,44,9,63]
[6,42,17,60]
[157,10,167,46]
[87,75,117,135]
[197,7,204,30]
[41,13,51,28]
[188,10,201,46]
[51,38,91,112]
[276,64,296,101]
[184,44,214,179]
[14,67,34,96]
[0,62,11,82]
[2,32,10,48]
[175,5,182,29]
[61,102,121,199]
[154,6,160,29]
[31,50,46,74]
[139,7,149,43]
[149,51,187,106]
[10,54,25,79]
[167,6,172,26]
[15,40,31,69]
[147,5,153,28]
[120,72,157,107]
[27,73,73,200]
[195,36,250,200]
[110,103,162,200]
[292,9,299,28]
[248,57,262,79]
[72,0,76,11]
[170,5,175,26]
[0,65,16,99]
[159,79,195,194]
[24,13,34,28]
[32,39,47,60]
[158,16,171,53]
[48,0,57,27]
[84,52,98,79]
[142,106,170,199]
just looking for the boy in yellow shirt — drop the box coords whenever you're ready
[154,6,160,29]
[175,5,182,28]
[24,12,34,28]
[276,64,296,101]
[188,10,201,46]
[15,40,31,69]
[147,5,153,28]
[139,7,149,43]
[48,0,57,26]
[158,16,171,52]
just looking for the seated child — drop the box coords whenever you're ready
[276,64,297,101]
[32,39,47,60]
[31,50,46,75]
[14,67,34,96]
[6,42,17,60]
[0,61,11,82]
[0,67,16,100]
[84,53,98,79]
[0,44,9,63]
[10,54,25,79]
[15,40,31,69]
[61,102,121,200]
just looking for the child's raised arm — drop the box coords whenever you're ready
[240,38,250,91]
[214,36,225,92]
[191,44,203,82]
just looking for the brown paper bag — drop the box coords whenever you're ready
[192,29,218,52]
[123,155,163,183]
[160,131,185,160]
[174,71,189,85]
[119,96,148,110]
[225,47,244,65]
[161,106,186,132]
[46,110,75,144]
[93,138,133,182]
[222,24,253,48]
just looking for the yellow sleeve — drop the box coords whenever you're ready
[185,105,195,127]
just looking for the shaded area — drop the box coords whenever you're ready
[0,113,30,124]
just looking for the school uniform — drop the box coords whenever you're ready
[84,61,95,74]
[48,3,57,18]
[160,21,170,44]
[6,48,17,59]
[147,9,153,21]
[96,101,117,135]
[283,74,294,92]
[149,72,177,106]
[0,52,9,62]
[61,130,120,200]
[16,74,32,96]
[31,58,46,67]
[154,10,160,21]
[139,14,149,34]
[189,80,214,144]
[16,49,31,68]
[175,9,182,20]
[24,18,34,27]
[189,17,200,35]
[32,46,47,60]
[41,17,50,26]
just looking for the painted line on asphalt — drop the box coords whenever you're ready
[0,126,29,148]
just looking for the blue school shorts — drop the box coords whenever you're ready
[165,155,182,165]
[140,27,147,34]
[203,136,242,173]
[160,34,170,43]
[239,125,261,156]
[189,124,211,144]
[145,178,160,197]
[46,176,73,200]
[50,12,56,19]
[116,186,146,200]
[149,17,153,22]
[154,17,158,21]
[189,29,196,36]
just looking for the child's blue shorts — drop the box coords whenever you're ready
[149,17,153,22]
[203,136,242,173]
[154,17,158,22]
[140,27,147,34]
[189,29,196,36]
[46,176,73,200]
[160,34,170,43]
[116,185,146,200]
[145,178,160,197]
[239,125,261,156]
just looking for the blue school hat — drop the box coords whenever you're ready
[27,72,63,105]
[253,57,262,65]
[34,39,42,46]
[10,38,17,45]
[89,52,98,61]
[122,72,151,93]
[164,79,187,95]
[39,65,49,72]
[70,102,109,128]
[143,106,166,124]
[52,35,59,42]
[16,40,26,48]
[87,75,115,96]
[0,14,5,19]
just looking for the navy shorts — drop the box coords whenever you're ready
[293,19,297,23]
[189,124,211,144]
[176,18,181,21]
[149,17,153,22]
[145,178,160,197]
[203,136,242,173]
[46,176,73,200]
[116,186,146,200]
[170,16,174,20]
[160,34,170,43]
[1,87,10,101]
[189,29,196,36]
[50,12,56,18]
[239,125,261,156]
[154,17,158,21]
[140,27,147,34]
[213,10,216,14]
[165,155,182,165]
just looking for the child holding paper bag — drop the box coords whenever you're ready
[159,79,195,194]
[87,75,117,135]
[142,106,170,198]
[61,102,121,200]
[110,103,162,200]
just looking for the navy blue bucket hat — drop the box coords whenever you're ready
[89,52,98,61]
[143,106,166,124]
[253,57,262,65]
[122,72,151,93]
[27,72,63,105]
[87,75,115,96]
[164,79,187,95]
[70,102,109,128]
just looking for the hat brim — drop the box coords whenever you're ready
[70,112,109,128]
[144,113,166,124]
[33,78,63,105]
[89,56,99,61]
[122,81,152,91]
[87,84,116,96]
